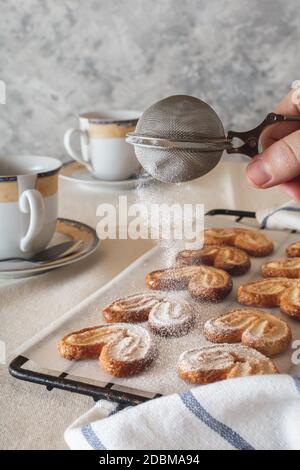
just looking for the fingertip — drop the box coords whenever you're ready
[246,157,272,187]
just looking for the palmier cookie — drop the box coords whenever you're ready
[203,228,237,246]
[176,246,250,276]
[177,344,277,384]
[145,265,203,290]
[58,324,126,360]
[233,229,274,257]
[204,309,291,356]
[99,324,155,377]
[286,241,300,258]
[279,285,300,319]
[237,278,295,307]
[203,228,273,257]
[148,299,194,337]
[188,266,232,301]
[103,292,161,323]
[176,246,220,267]
[262,258,300,279]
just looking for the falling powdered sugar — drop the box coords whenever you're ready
[135,176,203,267]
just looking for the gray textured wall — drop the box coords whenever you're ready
[1,0,299,158]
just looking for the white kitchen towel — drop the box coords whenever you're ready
[65,374,300,450]
[256,200,300,231]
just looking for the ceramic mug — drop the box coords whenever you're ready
[0,155,62,258]
[63,111,141,181]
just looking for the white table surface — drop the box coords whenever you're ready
[0,160,289,450]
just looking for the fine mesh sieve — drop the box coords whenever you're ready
[126,94,300,183]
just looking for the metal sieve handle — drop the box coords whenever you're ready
[227,113,300,158]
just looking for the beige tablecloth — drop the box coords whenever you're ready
[0,161,288,450]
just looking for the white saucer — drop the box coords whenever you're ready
[60,161,153,190]
[0,218,99,279]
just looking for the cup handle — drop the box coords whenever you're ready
[63,128,93,171]
[19,189,45,252]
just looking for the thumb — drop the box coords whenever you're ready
[246,129,300,187]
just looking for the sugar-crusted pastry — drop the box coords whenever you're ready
[177,344,277,384]
[203,227,273,257]
[58,324,125,360]
[58,323,156,377]
[176,246,219,267]
[214,247,250,275]
[148,299,194,337]
[237,277,300,320]
[286,241,300,258]
[234,230,274,257]
[187,266,232,301]
[237,278,294,307]
[99,324,155,377]
[176,246,250,276]
[203,228,237,246]
[145,265,203,290]
[279,285,300,319]
[262,258,300,278]
[204,309,291,356]
[103,292,161,323]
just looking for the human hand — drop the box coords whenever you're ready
[246,89,300,200]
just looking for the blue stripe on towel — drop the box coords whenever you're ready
[180,390,255,450]
[260,206,300,229]
[293,376,300,393]
[81,424,106,450]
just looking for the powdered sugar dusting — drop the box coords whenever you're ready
[135,177,202,267]
[178,343,276,375]
[22,217,300,396]
[108,324,154,362]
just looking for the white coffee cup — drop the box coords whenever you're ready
[64,110,141,181]
[0,155,62,258]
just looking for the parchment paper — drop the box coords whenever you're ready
[13,216,300,397]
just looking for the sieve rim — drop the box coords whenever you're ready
[126,132,233,152]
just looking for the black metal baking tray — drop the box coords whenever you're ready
[9,209,257,406]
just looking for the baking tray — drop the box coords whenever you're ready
[9,209,300,405]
